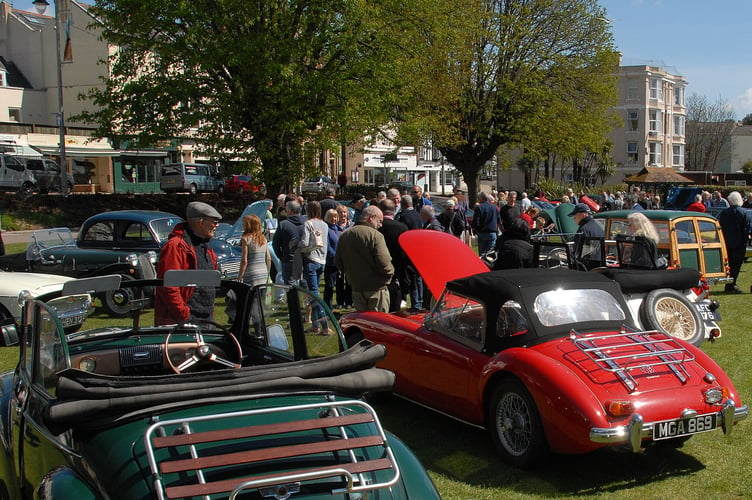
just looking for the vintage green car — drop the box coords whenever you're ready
[0,271,438,499]
[593,210,731,285]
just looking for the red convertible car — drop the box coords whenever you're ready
[339,231,748,467]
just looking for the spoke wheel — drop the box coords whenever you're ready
[640,288,704,346]
[488,379,547,468]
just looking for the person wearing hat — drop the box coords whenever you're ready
[351,193,367,223]
[568,202,605,270]
[155,201,222,325]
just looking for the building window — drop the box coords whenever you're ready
[673,145,684,166]
[627,85,639,100]
[674,86,684,106]
[649,143,662,165]
[627,110,639,131]
[649,110,662,133]
[673,115,685,136]
[8,108,20,122]
[627,142,639,164]
[650,78,663,101]
[0,71,6,87]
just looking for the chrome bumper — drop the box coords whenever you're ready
[590,401,749,452]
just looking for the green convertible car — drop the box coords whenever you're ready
[0,271,438,499]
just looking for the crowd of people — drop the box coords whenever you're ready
[154,183,752,323]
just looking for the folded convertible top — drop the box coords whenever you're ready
[44,341,391,433]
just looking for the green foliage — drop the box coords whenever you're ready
[393,0,620,203]
[742,160,752,173]
[80,0,402,194]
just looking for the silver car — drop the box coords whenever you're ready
[301,175,338,195]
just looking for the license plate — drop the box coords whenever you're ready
[653,413,717,440]
[694,302,720,322]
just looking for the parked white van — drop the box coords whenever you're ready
[160,163,225,194]
[0,154,36,195]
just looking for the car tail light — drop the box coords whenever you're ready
[605,400,635,417]
[704,387,729,404]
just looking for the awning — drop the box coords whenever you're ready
[0,134,43,157]
[27,133,118,157]
[118,149,169,158]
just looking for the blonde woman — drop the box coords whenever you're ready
[238,214,271,286]
[626,211,660,268]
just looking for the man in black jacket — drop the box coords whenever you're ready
[272,200,307,285]
[718,191,750,293]
[568,203,605,270]
[378,199,409,312]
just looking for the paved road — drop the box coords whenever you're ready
[2,230,36,246]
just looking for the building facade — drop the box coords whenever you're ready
[610,65,688,176]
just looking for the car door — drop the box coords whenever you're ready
[13,300,70,496]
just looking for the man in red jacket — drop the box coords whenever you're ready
[155,201,221,325]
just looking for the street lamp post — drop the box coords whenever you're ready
[33,0,68,196]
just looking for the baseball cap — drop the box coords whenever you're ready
[567,203,591,217]
[351,193,366,203]
[186,201,222,220]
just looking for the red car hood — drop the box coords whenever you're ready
[399,230,489,299]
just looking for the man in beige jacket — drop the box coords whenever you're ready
[334,205,394,312]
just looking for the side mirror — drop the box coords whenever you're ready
[267,324,289,351]
[0,319,19,346]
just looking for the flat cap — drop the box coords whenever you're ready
[186,201,222,220]
[567,203,591,217]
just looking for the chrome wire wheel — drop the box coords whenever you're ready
[495,392,532,457]
[488,380,547,468]
[653,296,697,341]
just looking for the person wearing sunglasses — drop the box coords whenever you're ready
[155,201,223,325]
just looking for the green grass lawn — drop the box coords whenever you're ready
[0,238,749,498]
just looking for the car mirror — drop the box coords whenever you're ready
[267,324,289,350]
[63,275,122,295]
[0,319,19,346]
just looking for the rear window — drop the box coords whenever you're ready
[161,165,182,176]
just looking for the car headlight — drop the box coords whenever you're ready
[125,253,139,267]
[146,250,158,264]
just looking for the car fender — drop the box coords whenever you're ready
[384,432,440,498]
[37,467,97,500]
[482,347,610,454]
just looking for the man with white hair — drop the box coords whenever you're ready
[718,191,749,294]
[335,206,394,312]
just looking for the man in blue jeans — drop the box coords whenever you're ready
[472,191,499,255]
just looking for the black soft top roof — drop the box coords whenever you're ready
[44,341,391,434]
[446,269,631,349]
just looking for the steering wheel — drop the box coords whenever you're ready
[164,320,243,374]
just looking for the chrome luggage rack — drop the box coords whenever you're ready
[145,398,400,500]
[569,326,695,392]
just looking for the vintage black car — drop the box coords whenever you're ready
[0,227,156,315]
[0,271,439,499]
[76,210,242,277]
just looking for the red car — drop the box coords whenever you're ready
[339,231,748,468]
[225,174,263,193]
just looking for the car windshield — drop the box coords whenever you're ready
[533,288,626,327]
[150,217,183,244]
[30,228,75,250]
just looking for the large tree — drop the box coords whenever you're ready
[684,93,736,171]
[80,0,401,194]
[394,0,619,202]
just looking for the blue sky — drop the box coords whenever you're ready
[11,0,752,119]
[600,0,752,120]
